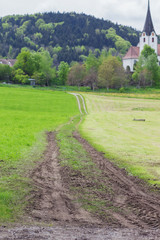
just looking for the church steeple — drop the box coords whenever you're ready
[143,0,155,35]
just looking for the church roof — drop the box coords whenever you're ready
[123,46,140,60]
[143,0,155,36]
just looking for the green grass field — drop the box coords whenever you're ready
[0,86,79,222]
[80,93,160,186]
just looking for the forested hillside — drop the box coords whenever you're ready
[0,12,139,63]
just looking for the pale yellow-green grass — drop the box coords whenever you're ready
[80,94,160,186]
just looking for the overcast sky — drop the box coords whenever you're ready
[1,0,160,33]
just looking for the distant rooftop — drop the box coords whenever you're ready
[0,59,16,67]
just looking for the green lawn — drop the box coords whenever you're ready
[0,86,79,222]
[80,93,160,186]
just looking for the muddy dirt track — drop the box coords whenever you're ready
[1,131,160,239]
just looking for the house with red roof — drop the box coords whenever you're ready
[123,0,160,72]
[0,59,16,67]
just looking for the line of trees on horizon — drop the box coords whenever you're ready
[0,45,160,90]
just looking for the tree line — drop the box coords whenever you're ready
[1,44,159,90]
[0,48,127,89]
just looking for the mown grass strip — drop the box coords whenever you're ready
[80,93,160,186]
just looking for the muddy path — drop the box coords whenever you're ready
[1,130,160,239]
[28,132,98,225]
[28,131,160,229]
[73,132,160,229]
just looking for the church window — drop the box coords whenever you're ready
[143,32,145,36]
[152,38,154,42]
[152,32,154,36]
[143,38,145,42]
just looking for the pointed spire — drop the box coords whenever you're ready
[143,0,155,35]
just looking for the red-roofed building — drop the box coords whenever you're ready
[123,0,160,72]
[0,59,16,67]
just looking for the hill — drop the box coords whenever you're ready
[0,12,140,63]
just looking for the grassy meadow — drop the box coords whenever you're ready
[0,86,79,222]
[80,93,160,186]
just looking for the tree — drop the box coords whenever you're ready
[67,63,85,87]
[98,56,126,89]
[57,61,69,85]
[141,44,155,58]
[98,59,113,89]
[13,69,29,84]
[14,49,36,76]
[84,52,99,90]
[37,50,56,86]
[132,45,160,86]
[0,64,12,82]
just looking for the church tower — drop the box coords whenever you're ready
[139,0,158,53]
[123,0,160,72]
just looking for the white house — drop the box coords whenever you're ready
[123,0,160,72]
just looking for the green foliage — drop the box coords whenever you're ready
[0,64,12,82]
[57,61,69,85]
[2,22,11,30]
[85,52,99,72]
[68,63,85,86]
[106,28,131,54]
[133,45,160,86]
[13,69,29,84]
[13,49,56,85]
[37,50,56,86]
[0,12,139,63]
[141,44,155,58]
[98,55,126,89]
[33,32,43,42]
[14,49,36,76]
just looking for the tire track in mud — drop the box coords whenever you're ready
[29,132,99,225]
[73,132,160,229]
[29,130,160,229]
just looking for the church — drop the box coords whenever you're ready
[123,0,160,72]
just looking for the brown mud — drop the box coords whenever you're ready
[73,132,160,229]
[1,131,160,239]
[27,132,97,225]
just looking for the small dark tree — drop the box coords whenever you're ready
[67,63,85,87]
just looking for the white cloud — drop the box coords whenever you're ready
[0,0,160,33]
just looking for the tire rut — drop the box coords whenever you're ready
[73,132,160,229]
[29,132,100,225]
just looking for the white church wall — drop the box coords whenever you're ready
[139,32,158,54]
[123,58,138,72]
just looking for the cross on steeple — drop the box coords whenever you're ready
[143,0,155,35]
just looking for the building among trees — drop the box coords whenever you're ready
[123,0,160,72]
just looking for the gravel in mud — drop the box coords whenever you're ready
[0,226,160,240]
